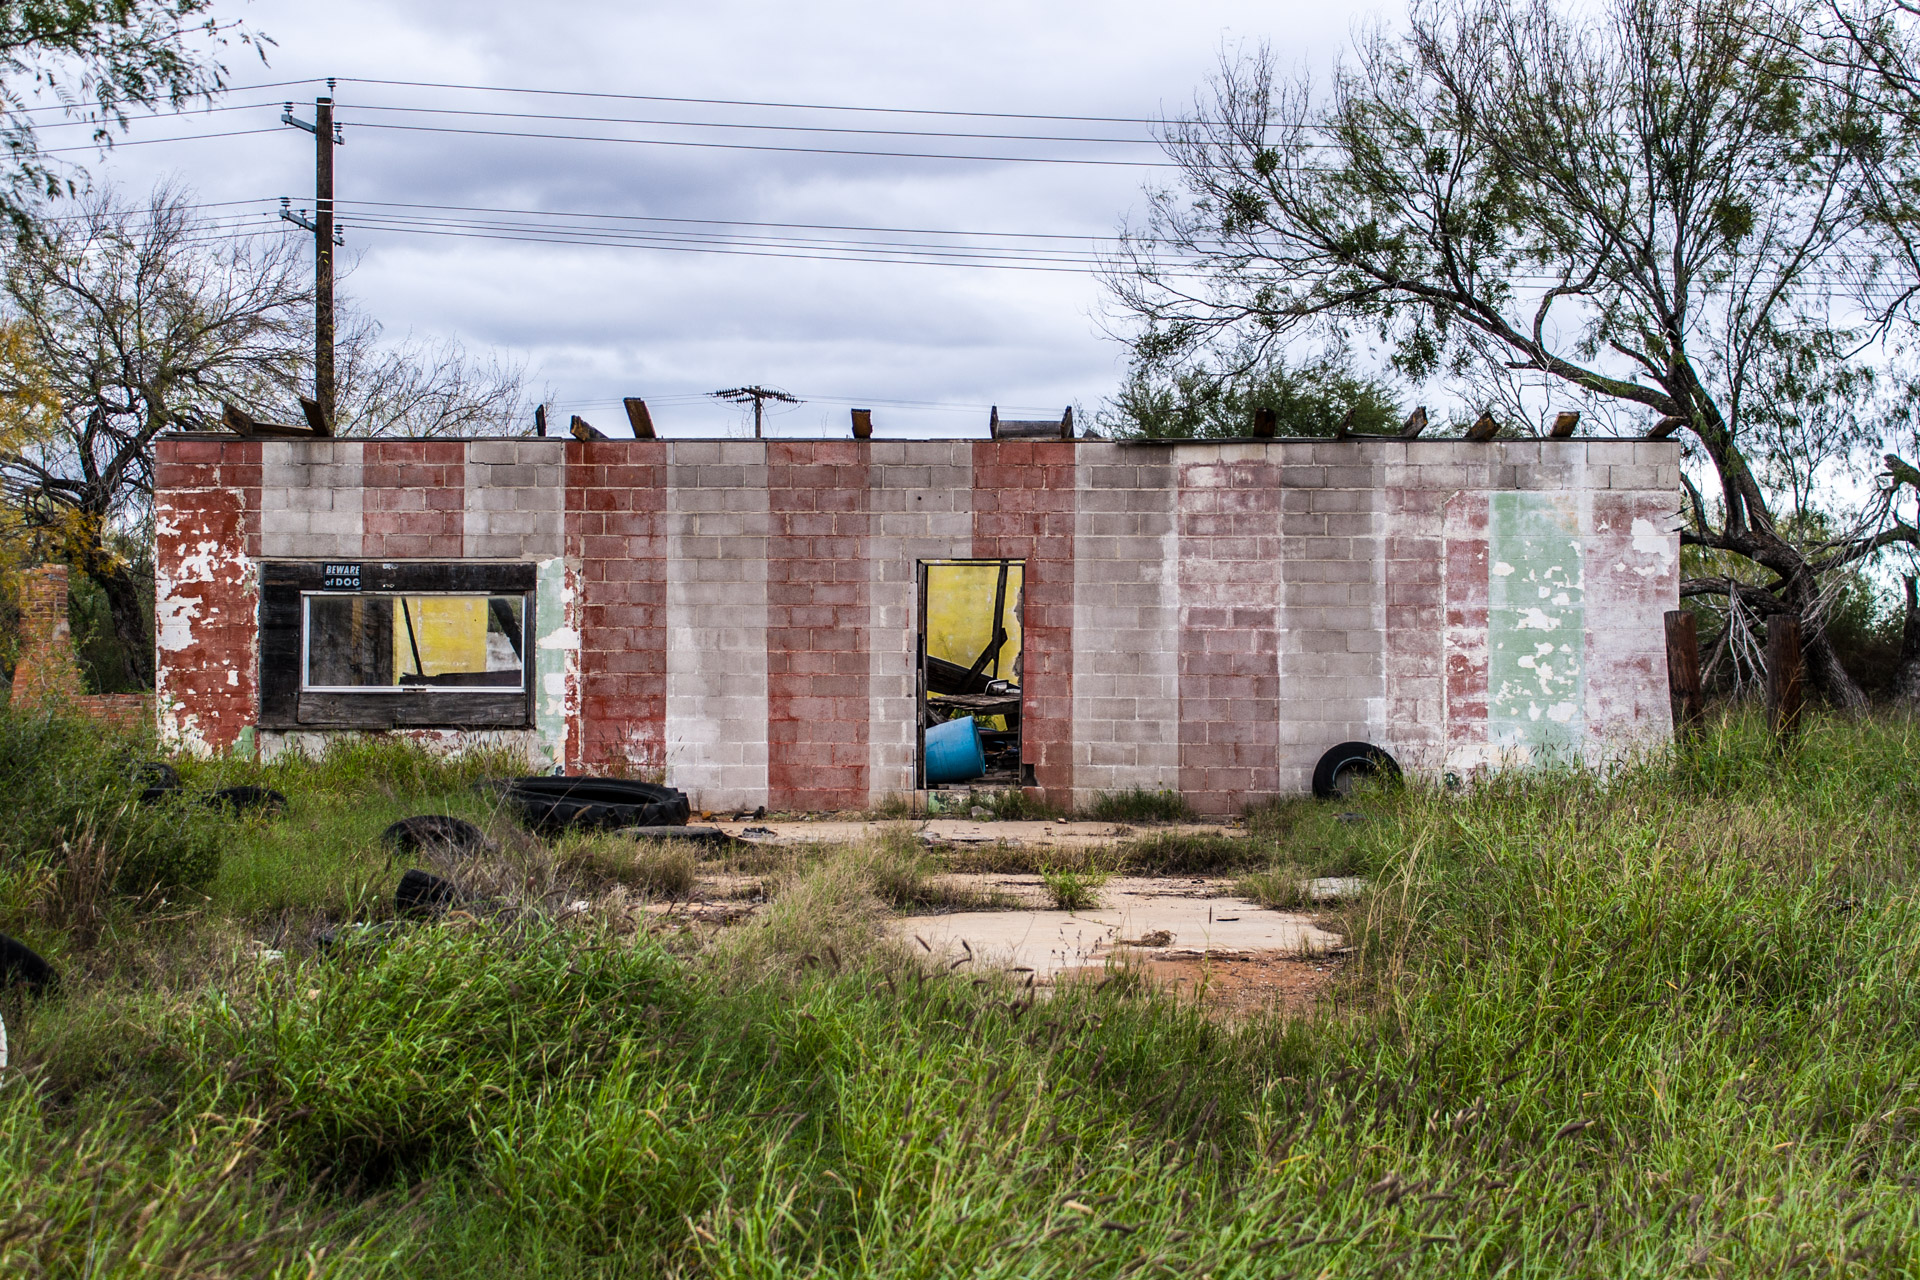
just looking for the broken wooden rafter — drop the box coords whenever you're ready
[220,400,319,439]
[623,398,656,439]
[298,396,333,437]
[990,405,1074,440]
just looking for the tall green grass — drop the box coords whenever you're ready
[5,707,1920,1274]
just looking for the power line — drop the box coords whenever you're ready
[24,100,302,131]
[342,120,1179,167]
[325,219,1143,273]
[336,210,1129,262]
[338,102,1159,147]
[39,127,280,156]
[5,80,322,117]
[335,197,1137,242]
[333,75,1168,126]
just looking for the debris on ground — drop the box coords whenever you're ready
[623,824,743,847]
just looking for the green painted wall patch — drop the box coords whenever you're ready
[1487,491,1585,761]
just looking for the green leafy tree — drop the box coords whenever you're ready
[0,0,261,231]
[1108,0,1915,706]
[1096,349,1401,439]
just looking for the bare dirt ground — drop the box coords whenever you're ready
[1058,952,1350,1019]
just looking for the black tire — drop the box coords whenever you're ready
[395,868,464,918]
[496,776,690,835]
[516,796,689,835]
[499,776,686,806]
[1311,742,1403,800]
[205,785,289,816]
[382,815,491,857]
[0,931,56,992]
[132,761,181,803]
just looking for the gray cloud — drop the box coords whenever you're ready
[66,0,1401,436]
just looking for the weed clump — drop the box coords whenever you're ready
[966,787,1059,820]
[1234,866,1320,910]
[1041,863,1109,911]
[0,707,225,906]
[560,833,697,898]
[1086,786,1194,823]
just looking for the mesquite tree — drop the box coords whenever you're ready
[1109,0,1916,706]
[0,187,528,687]
[0,186,308,684]
[0,0,260,232]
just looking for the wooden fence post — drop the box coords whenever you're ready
[1766,616,1806,746]
[1663,609,1704,742]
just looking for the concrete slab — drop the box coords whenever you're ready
[1305,876,1369,901]
[709,818,1245,849]
[892,877,1343,978]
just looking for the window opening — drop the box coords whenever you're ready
[917,559,1024,789]
[302,593,526,692]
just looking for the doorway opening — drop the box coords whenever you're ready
[916,559,1025,790]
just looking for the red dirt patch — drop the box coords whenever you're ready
[1060,948,1348,1019]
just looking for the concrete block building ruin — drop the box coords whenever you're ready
[152,434,1682,815]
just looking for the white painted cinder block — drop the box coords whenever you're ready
[1072,454,1182,810]
[665,450,769,810]
[867,447,972,804]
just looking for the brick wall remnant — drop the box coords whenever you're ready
[12,564,85,703]
[11,563,152,728]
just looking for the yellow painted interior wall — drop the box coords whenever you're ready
[925,562,1023,678]
[392,596,487,678]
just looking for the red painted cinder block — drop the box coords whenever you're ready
[566,443,667,773]
[974,441,1075,803]
[767,442,870,810]
[361,442,464,560]
[1177,456,1282,811]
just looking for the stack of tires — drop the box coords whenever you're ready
[497,776,691,835]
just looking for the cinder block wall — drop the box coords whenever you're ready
[154,436,1681,813]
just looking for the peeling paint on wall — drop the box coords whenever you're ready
[534,557,579,768]
[1487,491,1585,761]
[153,488,259,755]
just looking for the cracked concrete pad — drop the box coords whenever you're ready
[711,819,1243,849]
[894,879,1343,979]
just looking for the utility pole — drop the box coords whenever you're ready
[710,385,799,439]
[281,81,346,430]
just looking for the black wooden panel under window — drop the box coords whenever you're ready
[258,561,537,731]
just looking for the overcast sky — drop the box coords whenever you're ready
[67,0,1405,438]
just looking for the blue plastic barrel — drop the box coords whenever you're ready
[925,715,987,784]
